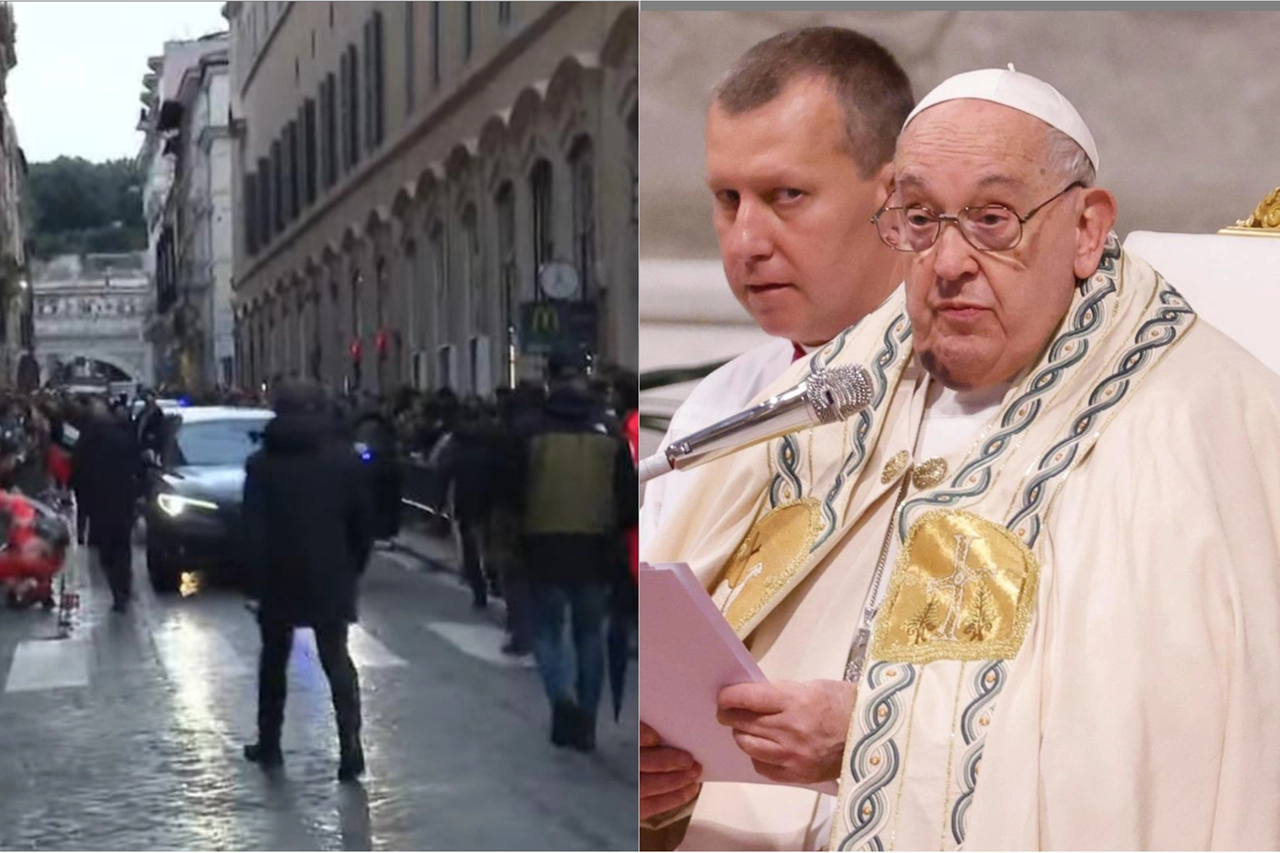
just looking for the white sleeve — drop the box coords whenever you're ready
[638,425,676,551]
[639,339,794,556]
[637,397,721,554]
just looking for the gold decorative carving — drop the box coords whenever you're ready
[1220,187,1280,237]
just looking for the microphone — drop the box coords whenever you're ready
[638,364,874,485]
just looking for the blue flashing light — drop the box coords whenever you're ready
[360,451,373,463]
[177,397,191,408]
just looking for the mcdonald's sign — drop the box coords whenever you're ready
[520,300,597,356]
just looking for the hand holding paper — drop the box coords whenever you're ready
[639,562,769,787]
[639,563,841,796]
[717,679,857,787]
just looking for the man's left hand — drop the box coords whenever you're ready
[716,679,856,785]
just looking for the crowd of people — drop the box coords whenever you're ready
[0,360,639,761]
[389,364,639,751]
[238,364,638,765]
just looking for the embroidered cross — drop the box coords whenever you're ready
[926,534,992,641]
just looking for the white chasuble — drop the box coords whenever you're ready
[647,237,1280,850]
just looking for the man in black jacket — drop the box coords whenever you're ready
[440,400,498,610]
[134,390,166,454]
[241,380,375,781]
[75,401,144,612]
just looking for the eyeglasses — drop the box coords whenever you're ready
[871,182,1085,253]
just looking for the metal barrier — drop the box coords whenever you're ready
[398,457,453,523]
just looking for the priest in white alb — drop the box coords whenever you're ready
[641,67,1280,850]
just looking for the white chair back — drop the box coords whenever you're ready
[1123,228,1280,373]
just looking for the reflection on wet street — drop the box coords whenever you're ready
[177,570,203,598]
[0,546,636,850]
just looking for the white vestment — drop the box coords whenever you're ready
[808,378,1010,849]
[640,338,796,546]
[644,240,1280,850]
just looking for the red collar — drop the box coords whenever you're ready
[791,342,807,362]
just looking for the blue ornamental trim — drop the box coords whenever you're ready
[1008,282,1193,547]
[896,239,1123,541]
[950,661,1006,846]
[812,315,911,551]
[837,661,917,851]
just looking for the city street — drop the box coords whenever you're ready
[0,535,637,851]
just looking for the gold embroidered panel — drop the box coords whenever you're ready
[872,510,1039,664]
[713,499,822,634]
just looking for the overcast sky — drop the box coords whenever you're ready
[7,1,228,164]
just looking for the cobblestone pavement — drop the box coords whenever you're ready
[0,540,637,851]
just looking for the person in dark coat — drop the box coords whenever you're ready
[352,409,402,541]
[68,398,102,546]
[76,402,145,612]
[134,391,167,454]
[490,394,536,655]
[518,375,638,752]
[440,401,498,609]
[241,379,375,782]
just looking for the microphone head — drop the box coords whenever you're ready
[804,365,874,424]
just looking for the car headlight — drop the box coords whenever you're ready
[157,493,219,517]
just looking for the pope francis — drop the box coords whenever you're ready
[641,67,1280,851]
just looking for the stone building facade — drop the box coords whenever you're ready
[0,1,29,389]
[170,45,236,387]
[138,34,232,390]
[31,253,153,386]
[226,1,637,397]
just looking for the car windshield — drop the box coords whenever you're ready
[175,417,271,467]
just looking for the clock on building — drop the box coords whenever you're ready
[538,261,580,301]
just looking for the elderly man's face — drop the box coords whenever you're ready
[706,76,897,346]
[896,101,1098,390]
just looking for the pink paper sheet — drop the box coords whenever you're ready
[639,562,837,794]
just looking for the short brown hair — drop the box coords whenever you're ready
[712,27,914,179]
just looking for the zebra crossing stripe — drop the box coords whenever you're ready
[5,638,91,693]
[424,621,535,669]
[290,625,407,669]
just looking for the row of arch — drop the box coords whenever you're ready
[234,4,638,396]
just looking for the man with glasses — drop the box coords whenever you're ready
[647,66,1280,849]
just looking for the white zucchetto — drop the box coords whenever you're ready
[904,64,1099,171]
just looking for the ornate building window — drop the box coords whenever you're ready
[403,239,418,366]
[430,221,446,357]
[462,203,481,332]
[310,282,323,380]
[431,1,441,88]
[463,2,473,61]
[350,268,363,342]
[375,255,388,332]
[404,2,415,114]
[330,275,341,379]
[494,181,517,386]
[569,135,595,296]
[530,158,553,286]
[495,181,516,327]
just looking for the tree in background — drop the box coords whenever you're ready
[22,156,146,258]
